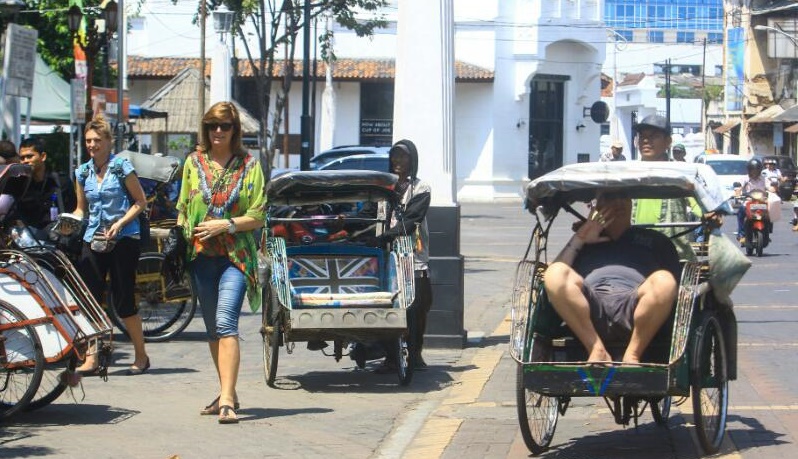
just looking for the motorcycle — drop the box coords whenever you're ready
[740,189,772,257]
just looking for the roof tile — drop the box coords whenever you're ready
[125,56,493,82]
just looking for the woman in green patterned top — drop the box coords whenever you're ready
[176,102,267,424]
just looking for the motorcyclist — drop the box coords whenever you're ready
[737,158,767,244]
[761,158,783,193]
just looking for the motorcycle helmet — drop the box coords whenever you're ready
[763,158,777,167]
[747,158,763,174]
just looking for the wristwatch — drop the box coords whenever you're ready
[227,218,237,234]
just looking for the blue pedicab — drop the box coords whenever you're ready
[261,170,416,386]
[511,161,744,456]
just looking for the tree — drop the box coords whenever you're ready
[214,0,387,177]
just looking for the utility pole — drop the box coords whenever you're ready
[199,0,206,132]
[299,0,311,170]
[665,58,671,130]
[701,37,707,136]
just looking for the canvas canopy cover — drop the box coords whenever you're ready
[18,55,71,122]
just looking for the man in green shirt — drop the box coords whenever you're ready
[632,115,699,260]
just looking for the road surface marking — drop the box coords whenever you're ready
[400,315,511,458]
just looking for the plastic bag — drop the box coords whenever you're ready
[708,230,751,306]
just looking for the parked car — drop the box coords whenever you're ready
[309,145,389,170]
[694,153,751,206]
[762,155,797,201]
[317,153,390,172]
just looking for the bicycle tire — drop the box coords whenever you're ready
[0,302,45,419]
[110,252,196,342]
[26,353,78,411]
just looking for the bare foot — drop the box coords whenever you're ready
[587,347,612,363]
[622,352,641,364]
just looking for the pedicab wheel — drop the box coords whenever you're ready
[691,312,729,455]
[396,334,413,386]
[261,314,283,387]
[0,303,45,419]
[650,396,672,426]
[516,363,558,455]
[110,253,197,342]
[753,231,764,257]
[26,353,78,411]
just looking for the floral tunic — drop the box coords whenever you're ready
[176,150,267,311]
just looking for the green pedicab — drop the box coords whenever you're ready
[510,161,746,456]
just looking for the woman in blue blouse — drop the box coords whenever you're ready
[73,115,151,375]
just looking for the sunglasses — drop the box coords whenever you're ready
[205,122,234,132]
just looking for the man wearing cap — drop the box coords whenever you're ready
[601,140,626,162]
[672,143,687,162]
[632,114,700,260]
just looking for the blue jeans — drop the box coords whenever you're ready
[189,255,246,340]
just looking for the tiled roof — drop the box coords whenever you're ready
[125,56,494,82]
[135,67,259,134]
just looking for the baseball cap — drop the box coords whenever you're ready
[611,140,623,149]
[672,143,686,152]
[634,114,671,135]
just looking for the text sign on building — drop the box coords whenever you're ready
[71,79,86,124]
[360,119,393,136]
[2,24,38,98]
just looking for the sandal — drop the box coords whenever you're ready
[218,405,239,424]
[200,395,240,415]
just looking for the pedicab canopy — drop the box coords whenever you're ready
[525,161,729,215]
[267,170,398,206]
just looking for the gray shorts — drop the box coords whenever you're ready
[582,284,638,344]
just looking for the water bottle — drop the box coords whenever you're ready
[49,193,59,222]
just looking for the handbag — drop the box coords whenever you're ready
[162,225,187,285]
[90,231,117,253]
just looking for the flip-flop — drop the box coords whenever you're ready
[218,405,239,424]
[200,395,240,415]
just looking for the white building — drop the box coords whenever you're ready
[126,1,607,202]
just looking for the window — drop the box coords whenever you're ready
[707,32,723,44]
[677,31,695,43]
[648,31,664,43]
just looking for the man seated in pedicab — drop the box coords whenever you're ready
[543,189,681,363]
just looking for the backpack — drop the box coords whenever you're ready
[79,157,150,247]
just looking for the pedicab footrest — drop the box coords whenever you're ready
[293,291,395,308]
[521,363,671,397]
[288,307,406,330]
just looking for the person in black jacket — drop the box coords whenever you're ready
[374,139,433,372]
[17,137,77,233]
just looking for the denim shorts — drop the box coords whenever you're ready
[189,254,246,339]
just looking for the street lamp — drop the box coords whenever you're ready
[68,0,118,123]
[210,5,233,105]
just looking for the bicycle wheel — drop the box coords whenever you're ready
[26,353,78,411]
[692,312,729,455]
[396,334,413,386]
[261,315,280,388]
[0,303,45,419]
[111,252,196,342]
[516,363,558,455]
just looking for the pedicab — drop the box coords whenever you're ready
[510,161,746,455]
[260,170,416,387]
[0,164,113,418]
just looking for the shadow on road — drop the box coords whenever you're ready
[237,406,333,422]
[4,404,138,427]
[275,365,456,394]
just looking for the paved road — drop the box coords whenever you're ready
[1,202,797,459]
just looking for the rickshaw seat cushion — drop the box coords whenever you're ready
[293,291,394,308]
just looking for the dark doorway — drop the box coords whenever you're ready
[528,75,567,179]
